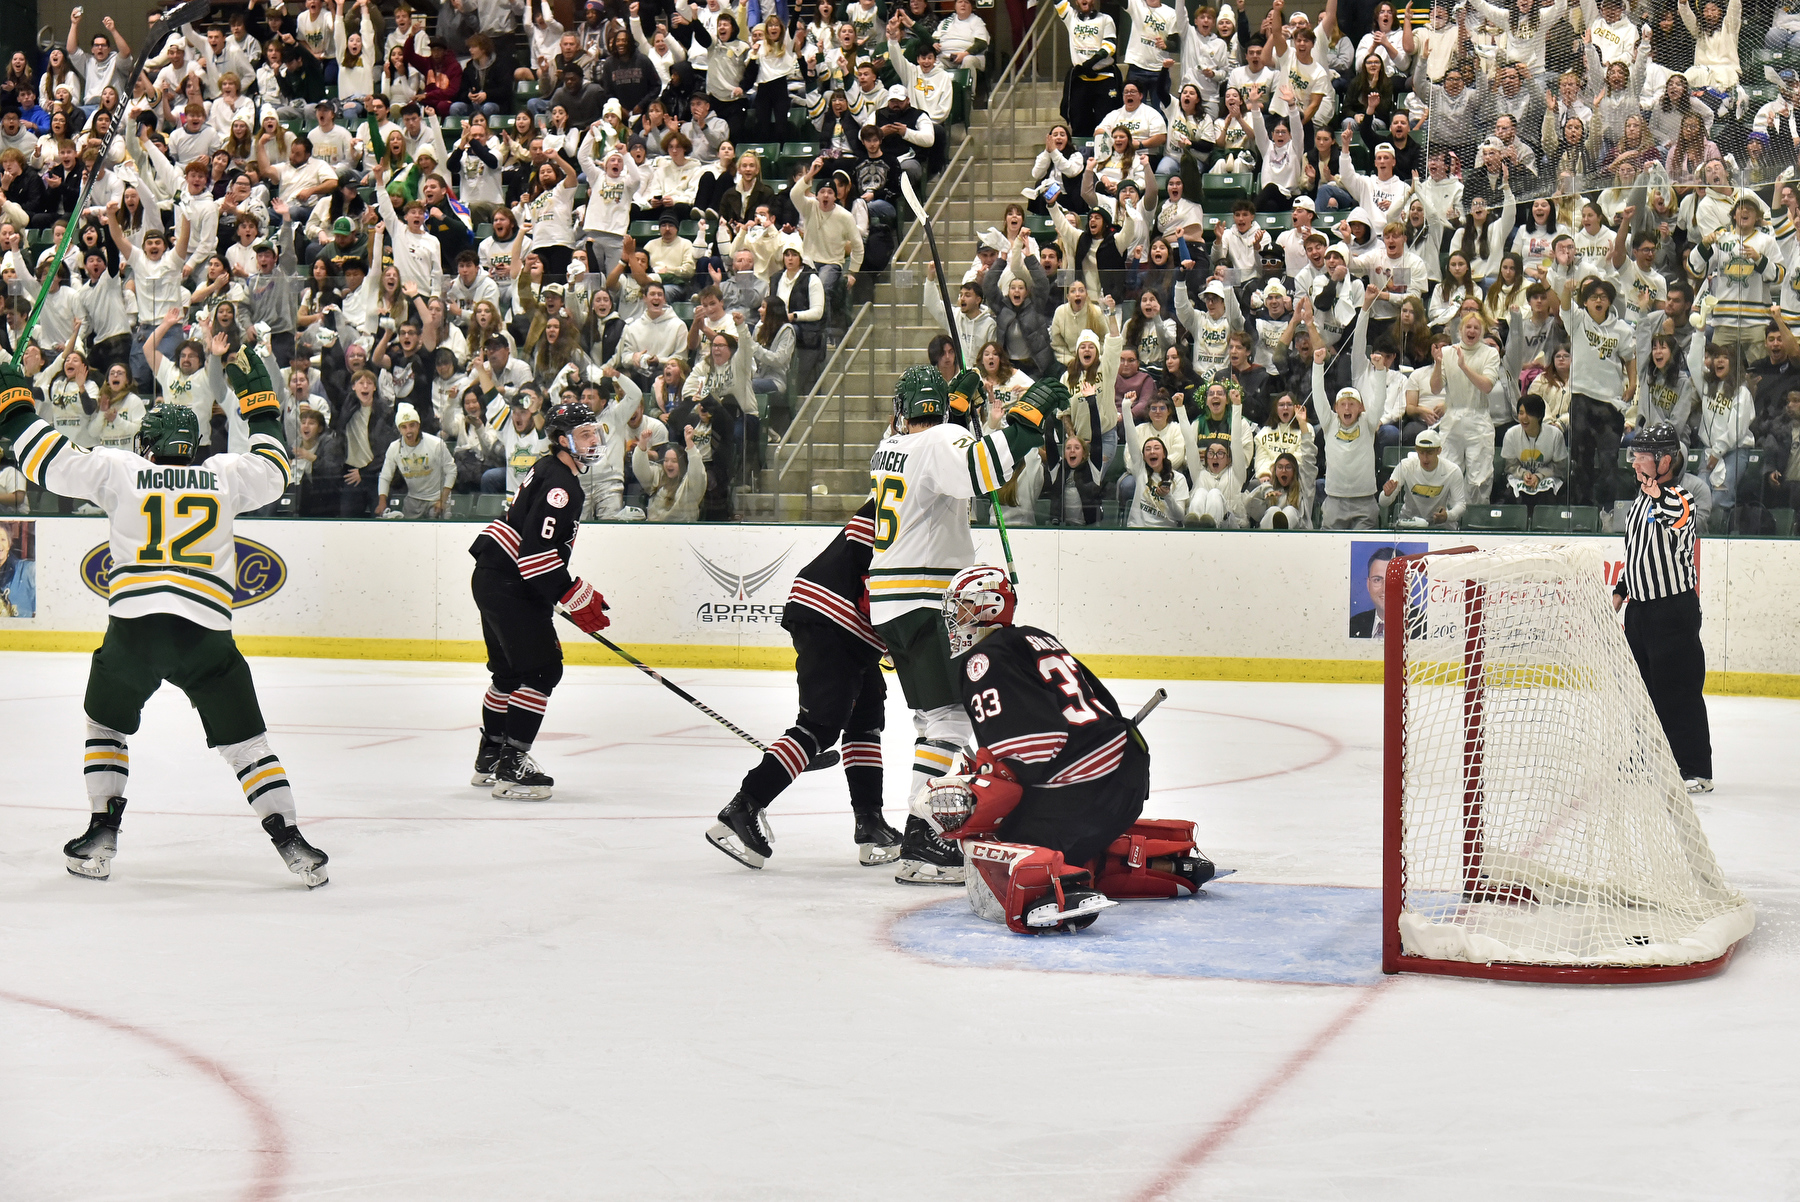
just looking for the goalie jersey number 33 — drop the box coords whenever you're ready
[957,627,1135,789]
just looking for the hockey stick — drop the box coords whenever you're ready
[1131,689,1168,725]
[899,171,1022,587]
[559,618,842,772]
[9,0,214,365]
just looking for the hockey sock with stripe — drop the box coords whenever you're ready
[504,687,550,746]
[738,726,821,806]
[220,733,297,821]
[83,720,130,810]
[842,732,883,813]
[909,737,962,809]
[482,686,512,741]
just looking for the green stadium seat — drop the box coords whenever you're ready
[737,142,781,165]
[1383,445,1405,469]
[678,220,700,240]
[1201,173,1254,199]
[515,80,539,101]
[1772,508,1796,536]
[1256,212,1292,230]
[474,494,506,517]
[1530,504,1600,532]
[671,301,695,321]
[1466,504,1529,531]
[475,223,493,241]
[628,221,658,240]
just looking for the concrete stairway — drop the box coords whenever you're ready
[737,79,1067,523]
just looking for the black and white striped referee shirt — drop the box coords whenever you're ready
[1620,483,1699,602]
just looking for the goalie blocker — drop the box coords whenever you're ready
[925,566,1216,933]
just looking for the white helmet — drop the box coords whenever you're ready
[941,564,1017,656]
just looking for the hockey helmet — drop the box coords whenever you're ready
[138,403,200,463]
[942,564,1017,656]
[894,365,949,423]
[1633,421,1682,459]
[544,399,602,468]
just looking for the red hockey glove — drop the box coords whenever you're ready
[561,578,610,633]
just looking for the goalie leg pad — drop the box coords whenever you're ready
[1089,819,1216,899]
[966,840,1119,934]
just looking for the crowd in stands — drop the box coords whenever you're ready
[918,0,1800,532]
[0,0,1017,522]
[0,0,1796,533]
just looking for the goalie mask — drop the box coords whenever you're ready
[942,564,1017,656]
[893,365,949,423]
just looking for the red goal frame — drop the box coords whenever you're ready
[1380,548,1739,984]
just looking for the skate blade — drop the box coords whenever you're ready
[706,822,766,869]
[1026,896,1119,926]
[65,856,111,880]
[491,782,553,800]
[296,867,329,888]
[471,771,497,786]
[893,859,966,886]
[858,841,903,867]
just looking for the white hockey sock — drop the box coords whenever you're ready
[219,734,297,821]
[908,704,973,813]
[84,720,130,811]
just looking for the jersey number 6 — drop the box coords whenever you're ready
[1037,654,1098,725]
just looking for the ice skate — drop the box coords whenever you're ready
[893,815,965,886]
[64,798,126,881]
[1022,886,1116,932]
[1151,849,1218,892]
[853,810,902,867]
[1685,778,1714,794]
[471,734,506,787]
[707,791,773,869]
[261,813,329,888]
[491,743,553,800]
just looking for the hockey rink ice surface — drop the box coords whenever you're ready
[1,652,1796,1201]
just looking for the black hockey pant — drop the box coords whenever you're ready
[740,620,886,811]
[999,739,1149,867]
[473,566,564,748]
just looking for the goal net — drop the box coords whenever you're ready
[1383,544,1756,983]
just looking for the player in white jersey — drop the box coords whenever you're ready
[871,365,1067,884]
[0,341,329,888]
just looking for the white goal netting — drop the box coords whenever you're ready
[1394,545,1755,970]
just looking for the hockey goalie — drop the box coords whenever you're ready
[923,565,1217,934]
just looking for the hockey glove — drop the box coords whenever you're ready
[224,345,280,422]
[1006,379,1070,435]
[946,367,982,418]
[0,361,32,430]
[561,578,611,633]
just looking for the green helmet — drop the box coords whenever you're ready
[138,403,201,463]
[893,365,949,422]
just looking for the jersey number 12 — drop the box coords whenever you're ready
[137,493,220,568]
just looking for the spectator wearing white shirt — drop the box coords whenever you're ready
[256,131,341,233]
[1095,83,1170,156]
[1381,427,1467,526]
[106,202,190,394]
[376,402,456,518]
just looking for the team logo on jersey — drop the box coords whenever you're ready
[966,653,990,682]
[81,538,287,608]
[547,487,570,509]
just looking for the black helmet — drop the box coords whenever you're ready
[544,400,601,467]
[1635,421,1682,459]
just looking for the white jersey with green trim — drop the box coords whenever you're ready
[866,421,1018,626]
[9,415,290,630]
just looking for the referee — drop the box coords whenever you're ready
[1611,421,1712,794]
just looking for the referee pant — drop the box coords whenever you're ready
[1624,588,1712,781]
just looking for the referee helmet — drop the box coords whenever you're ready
[1633,421,1683,480]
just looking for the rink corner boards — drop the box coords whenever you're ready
[2,631,1797,699]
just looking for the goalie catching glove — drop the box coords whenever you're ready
[561,578,610,633]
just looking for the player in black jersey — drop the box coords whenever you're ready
[468,401,611,800]
[708,499,905,869]
[922,565,1215,933]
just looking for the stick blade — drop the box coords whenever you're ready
[899,170,927,223]
[803,749,842,773]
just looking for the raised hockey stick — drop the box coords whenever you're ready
[899,171,1021,587]
[9,0,214,364]
[560,619,842,772]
